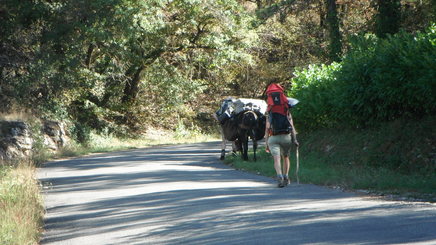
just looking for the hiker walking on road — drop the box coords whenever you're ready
[264,83,299,188]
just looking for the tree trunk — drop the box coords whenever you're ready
[256,0,262,9]
[326,0,342,62]
[85,44,94,68]
[121,48,164,105]
[121,65,145,104]
[375,0,401,38]
[319,0,326,27]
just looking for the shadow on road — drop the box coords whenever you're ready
[39,142,436,245]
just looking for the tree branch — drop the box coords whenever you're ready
[85,43,94,68]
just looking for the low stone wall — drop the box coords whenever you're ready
[42,120,69,151]
[0,120,70,163]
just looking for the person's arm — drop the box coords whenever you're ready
[288,111,299,146]
[265,115,270,153]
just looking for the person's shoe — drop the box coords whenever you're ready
[283,176,290,186]
[277,178,285,188]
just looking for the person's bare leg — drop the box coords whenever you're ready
[282,156,290,176]
[282,156,290,185]
[273,155,282,176]
[273,155,286,187]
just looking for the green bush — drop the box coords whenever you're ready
[337,26,436,125]
[290,62,342,129]
[290,24,436,129]
[71,123,92,146]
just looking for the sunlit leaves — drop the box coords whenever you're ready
[289,25,436,129]
[15,0,255,132]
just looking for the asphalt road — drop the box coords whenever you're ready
[38,141,436,245]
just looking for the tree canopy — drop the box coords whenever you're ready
[1,0,435,140]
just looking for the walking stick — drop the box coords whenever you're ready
[296,145,300,184]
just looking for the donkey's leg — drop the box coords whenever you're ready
[253,140,258,162]
[231,141,238,156]
[243,135,249,161]
[220,133,226,160]
[252,130,258,161]
[235,138,242,156]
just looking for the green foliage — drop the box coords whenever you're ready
[375,0,401,38]
[337,25,436,125]
[2,0,435,138]
[3,0,255,138]
[301,116,435,174]
[255,0,296,23]
[71,123,92,146]
[290,62,342,129]
[290,24,436,129]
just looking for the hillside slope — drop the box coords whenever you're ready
[296,116,435,199]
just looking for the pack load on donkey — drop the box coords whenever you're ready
[215,98,267,124]
[233,98,267,115]
[215,97,236,124]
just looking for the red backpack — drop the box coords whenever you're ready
[266,83,292,135]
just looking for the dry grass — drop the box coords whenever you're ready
[0,112,35,122]
[77,128,219,155]
[0,162,44,245]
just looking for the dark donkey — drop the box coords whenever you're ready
[220,110,265,161]
[235,110,266,161]
[220,117,239,160]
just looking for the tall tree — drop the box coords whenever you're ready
[375,0,401,38]
[0,0,50,112]
[326,0,342,62]
[12,0,255,134]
